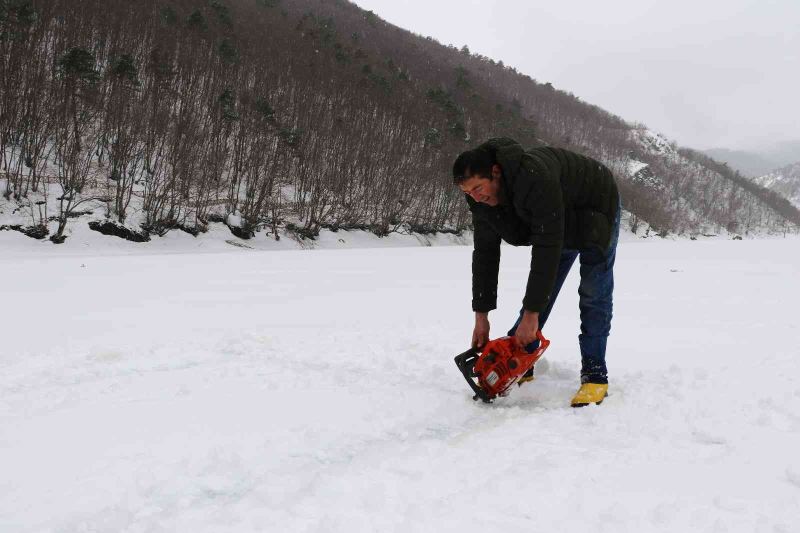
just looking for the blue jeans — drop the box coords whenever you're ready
[507,205,620,384]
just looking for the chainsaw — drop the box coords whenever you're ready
[454,331,550,403]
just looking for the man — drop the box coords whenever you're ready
[453,138,620,407]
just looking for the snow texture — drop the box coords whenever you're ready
[2,231,799,532]
[626,158,649,176]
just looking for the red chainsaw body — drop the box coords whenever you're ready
[473,332,550,400]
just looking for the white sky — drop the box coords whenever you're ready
[352,0,799,151]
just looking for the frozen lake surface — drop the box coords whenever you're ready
[2,231,799,532]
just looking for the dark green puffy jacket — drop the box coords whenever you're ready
[467,138,619,313]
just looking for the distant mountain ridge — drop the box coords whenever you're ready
[754,162,800,209]
[703,148,779,177]
[762,140,800,168]
[704,141,800,177]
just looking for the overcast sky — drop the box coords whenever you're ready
[352,0,799,151]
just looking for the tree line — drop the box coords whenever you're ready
[1,0,797,244]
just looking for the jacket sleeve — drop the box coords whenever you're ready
[515,154,564,313]
[471,211,501,312]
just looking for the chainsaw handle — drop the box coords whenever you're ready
[475,331,548,353]
[536,330,550,347]
[454,347,493,403]
[509,330,549,350]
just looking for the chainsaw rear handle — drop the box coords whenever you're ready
[532,329,549,350]
[518,329,548,349]
[475,329,548,351]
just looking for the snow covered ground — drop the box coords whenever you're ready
[1,231,799,532]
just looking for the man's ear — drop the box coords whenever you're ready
[491,164,502,180]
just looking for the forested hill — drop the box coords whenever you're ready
[1,0,798,244]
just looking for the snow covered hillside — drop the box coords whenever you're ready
[618,129,800,236]
[2,236,799,532]
[755,161,800,209]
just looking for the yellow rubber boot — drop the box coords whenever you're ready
[571,383,608,407]
[517,367,535,387]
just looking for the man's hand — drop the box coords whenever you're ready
[514,311,539,349]
[472,312,490,348]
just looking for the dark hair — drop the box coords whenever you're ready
[452,147,495,185]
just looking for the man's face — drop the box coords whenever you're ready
[459,174,501,206]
